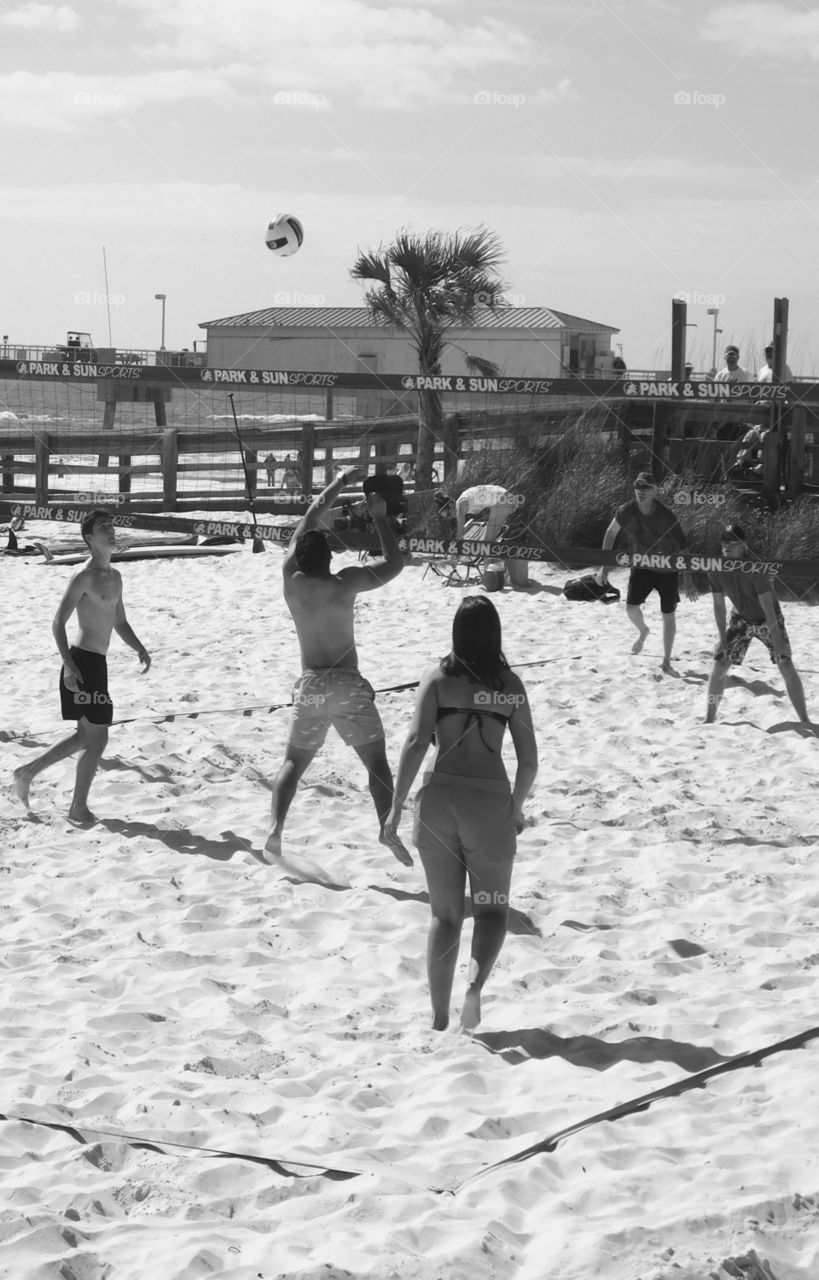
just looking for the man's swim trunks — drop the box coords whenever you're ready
[287,667,384,750]
[626,568,680,613]
[718,610,792,666]
[60,646,114,725]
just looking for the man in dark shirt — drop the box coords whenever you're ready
[705,524,809,724]
[597,472,694,672]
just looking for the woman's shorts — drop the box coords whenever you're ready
[413,772,516,900]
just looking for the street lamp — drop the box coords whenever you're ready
[706,307,720,376]
[154,293,166,351]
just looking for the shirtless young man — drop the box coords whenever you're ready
[705,524,810,725]
[265,467,411,864]
[13,509,151,825]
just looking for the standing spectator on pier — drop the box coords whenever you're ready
[715,345,749,383]
[757,344,793,383]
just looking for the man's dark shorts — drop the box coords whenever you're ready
[60,646,113,725]
[627,569,680,614]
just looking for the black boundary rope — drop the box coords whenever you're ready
[0,663,569,739]
[2,1025,817,1197]
[454,1023,819,1191]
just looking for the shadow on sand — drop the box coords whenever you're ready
[473,1026,729,1073]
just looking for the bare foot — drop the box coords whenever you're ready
[380,827,413,867]
[67,807,97,827]
[13,767,32,808]
[460,986,481,1031]
[660,658,674,674]
[631,628,650,655]
[261,830,282,863]
[432,1012,449,1032]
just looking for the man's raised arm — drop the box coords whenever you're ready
[295,465,359,537]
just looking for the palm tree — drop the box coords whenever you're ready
[350,227,506,489]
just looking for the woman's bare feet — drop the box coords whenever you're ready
[460,985,481,1031]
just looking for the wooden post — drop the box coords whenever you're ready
[670,298,686,382]
[787,405,806,497]
[761,427,780,500]
[161,427,179,507]
[118,453,131,500]
[153,392,167,429]
[300,422,315,495]
[98,395,117,469]
[650,402,667,480]
[324,445,334,486]
[325,388,334,421]
[1,454,14,493]
[34,431,50,506]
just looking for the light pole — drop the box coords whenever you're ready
[154,293,166,351]
[707,307,720,376]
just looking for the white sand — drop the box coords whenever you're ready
[2,537,819,1280]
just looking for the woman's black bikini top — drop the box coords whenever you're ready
[436,705,509,753]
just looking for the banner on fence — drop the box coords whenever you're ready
[3,358,817,402]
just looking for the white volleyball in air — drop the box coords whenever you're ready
[265,213,304,256]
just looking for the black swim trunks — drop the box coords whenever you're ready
[626,568,680,614]
[60,646,113,725]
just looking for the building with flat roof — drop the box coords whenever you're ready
[200,305,620,380]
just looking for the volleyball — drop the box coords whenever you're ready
[265,214,304,256]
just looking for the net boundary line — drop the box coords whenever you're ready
[1,1024,817,1197]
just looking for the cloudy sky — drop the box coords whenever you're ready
[1,0,818,372]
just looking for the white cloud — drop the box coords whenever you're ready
[117,0,538,108]
[0,70,240,130]
[0,2,79,32]
[702,3,819,62]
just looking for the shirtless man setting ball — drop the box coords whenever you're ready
[265,467,411,865]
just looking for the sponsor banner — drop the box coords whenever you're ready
[6,503,819,577]
[621,379,788,403]
[3,359,817,402]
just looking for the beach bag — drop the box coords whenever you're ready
[562,574,620,604]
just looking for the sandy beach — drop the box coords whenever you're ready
[2,533,819,1280]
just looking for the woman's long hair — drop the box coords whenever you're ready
[441,595,509,690]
